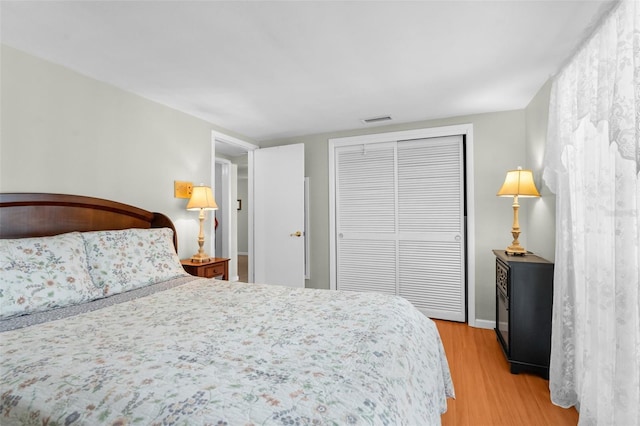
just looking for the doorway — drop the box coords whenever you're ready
[235,154,250,282]
[211,131,259,282]
[212,133,307,287]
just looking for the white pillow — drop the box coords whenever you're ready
[82,228,187,297]
[0,232,95,319]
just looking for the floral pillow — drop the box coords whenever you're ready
[0,232,96,319]
[82,228,188,297]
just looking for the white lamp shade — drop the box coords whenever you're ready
[186,186,218,210]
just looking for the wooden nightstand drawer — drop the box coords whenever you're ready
[181,258,229,280]
[201,263,225,278]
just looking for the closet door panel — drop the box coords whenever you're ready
[397,136,465,321]
[335,143,396,234]
[337,239,397,295]
[397,137,464,234]
[335,143,397,294]
[399,240,465,321]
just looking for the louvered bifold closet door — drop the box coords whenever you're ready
[335,142,397,295]
[334,135,466,322]
[397,136,465,321]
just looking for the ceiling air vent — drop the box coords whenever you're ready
[361,115,392,124]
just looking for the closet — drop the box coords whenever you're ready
[331,134,466,322]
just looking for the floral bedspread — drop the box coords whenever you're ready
[0,279,454,425]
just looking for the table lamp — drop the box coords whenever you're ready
[497,167,540,255]
[186,185,218,262]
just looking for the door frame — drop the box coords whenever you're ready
[211,130,259,282]
[328,124,477,326]
[214,158,236,279]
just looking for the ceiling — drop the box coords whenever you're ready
[1,1,616,144]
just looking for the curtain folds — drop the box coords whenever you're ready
[543,1,639,425]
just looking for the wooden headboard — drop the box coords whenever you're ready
[0,193,178,250]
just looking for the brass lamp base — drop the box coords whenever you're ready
[505,195,528,256]
[190,208,211,263]
[190,252,211,263]
[505,243,527,256]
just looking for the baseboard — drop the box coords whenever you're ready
[238,252,248,256]
[474,319,496,330]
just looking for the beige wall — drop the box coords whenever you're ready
[1,44,556,324]
[263,110,530,323]
[524,80,555,262]
[0,45,254,259]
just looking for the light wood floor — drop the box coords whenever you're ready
[237,255,248,282]
[435,320,577,426]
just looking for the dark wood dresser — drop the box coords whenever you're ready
[493,249,554,379]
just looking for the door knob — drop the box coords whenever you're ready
[290,231,303,237]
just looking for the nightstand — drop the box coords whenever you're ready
[493,249,554,379]
[181,258,229,280]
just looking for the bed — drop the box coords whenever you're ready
[0,193,454,425]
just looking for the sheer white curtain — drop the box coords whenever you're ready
[543,1,639,424]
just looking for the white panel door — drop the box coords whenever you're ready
[253,144,305,288]
[334,136,465,321]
